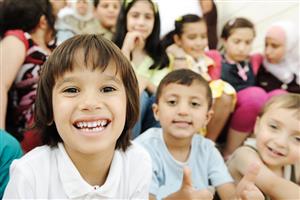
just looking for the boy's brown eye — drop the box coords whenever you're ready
[63,87,79,93]
[167,100,176,106]
[101,86,116,93]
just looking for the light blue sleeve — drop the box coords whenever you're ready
[134,129,163,197]
[207,145,233,187]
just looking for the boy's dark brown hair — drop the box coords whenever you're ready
[221,17,255,40]
[155,69,213,110]
[34,34,139,151]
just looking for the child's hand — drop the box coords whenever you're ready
[166,44,186,58]
[165,166,213,200]
[122,31,144,55]
[236,163,264,200]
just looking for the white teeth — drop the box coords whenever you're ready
[101,121,107,126]
[75,120,108,129]
[80,126,105,132]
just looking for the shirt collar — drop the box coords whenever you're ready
[57,143,123,198]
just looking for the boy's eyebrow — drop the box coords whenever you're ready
[55,74,122,88]
[55,77,78,88]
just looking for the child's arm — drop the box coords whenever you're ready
[166,44,192,70]
[0,35,26,128]
[217,163,264,200]
[154,167,213,200]
[121,31,144,59]
[229,147,300,200]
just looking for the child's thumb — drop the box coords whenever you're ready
[181,166,193,188]
[237,162,260,196]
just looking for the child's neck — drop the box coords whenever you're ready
[163,134,192,162]
[66,146,115,187]
[224,53,241,64]
[30,31,51,54]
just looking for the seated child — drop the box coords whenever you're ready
[135,69,264,200]
[82,0,121,40]
[256,21,299,93]
[227,93,300,199]
[159,14,236,141]
[0,129,23,199]
[3,34,152,199]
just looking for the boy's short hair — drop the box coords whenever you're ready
[35,34,139,151]
[259,93,300,119]
[156,69,213,109]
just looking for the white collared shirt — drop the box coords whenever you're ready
[3,142,152,199]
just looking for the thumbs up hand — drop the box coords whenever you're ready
[165,166,213,200]
[236,163,264,200]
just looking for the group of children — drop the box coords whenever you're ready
[0,0,299,199]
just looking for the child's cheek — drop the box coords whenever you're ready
[290,147,300,162]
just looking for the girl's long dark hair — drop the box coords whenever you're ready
[0,0,56,38]
[113,0,166,69]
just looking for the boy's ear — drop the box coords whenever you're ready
[204,109,214,126]
[173,34,182,47]
[152,103,160,121]
[253,117,261,137]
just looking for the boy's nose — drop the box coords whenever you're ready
[177,103,189,115]
[79,93,102,111]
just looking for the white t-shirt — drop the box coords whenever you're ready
[3,142,152,199]
[155,0,203,37]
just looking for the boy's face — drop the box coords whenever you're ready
[153,81,212,139]
[174,21,208,60]
[254,107,300,168]
[95,0,121,29]
[126,0,155,40]
[224,28,255,62]
[52,58,127,157]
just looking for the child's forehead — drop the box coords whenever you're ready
[161,82,206,96]
[263,106,299,120]
[229,28,255,39]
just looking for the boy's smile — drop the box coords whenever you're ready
[153,82,212,140]
[52,61,127,156]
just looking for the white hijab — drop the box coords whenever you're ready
[70,0,93,21]
[263,21,300,85]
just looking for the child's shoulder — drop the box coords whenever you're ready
[4,29,30,50]
[126,141,152,160]
[134,127,163,144]
[13,145,57,168]
[192,134,216,149]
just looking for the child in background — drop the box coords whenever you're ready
[256,21,300,93]
[220,18,286,158]
[113,0,164,137]
[159,14,236,141]
[227,93,300,199]
[113,0,166,93]
[83,0,121,40]
[58,0,94,36]
[3,35,152,199]
[0,129,23,199]
[0,0,56,152]
[135,69,264,200]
